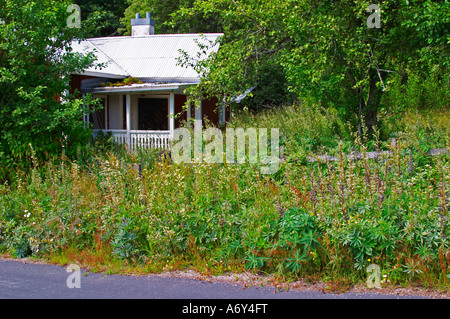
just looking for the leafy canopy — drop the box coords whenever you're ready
[0,0,101,177]
[119,0,223,35]
[74,0,129,37]
[176,0,449,132]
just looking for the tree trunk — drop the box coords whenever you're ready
[361,70,383,136]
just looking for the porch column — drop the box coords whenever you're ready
[104,96,108,130]
[219,94,226,127]
[195,99,202,129]
[169,92,175,139]
[126,94,131,148]
[186,100,191,128]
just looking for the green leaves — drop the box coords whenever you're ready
[120,0,222,35]
[245,251,268,270]
[111,217,146,261]
[175,0,449,135]
[284,249,307,274]
[275,207,324,274]
[0,0,101,177]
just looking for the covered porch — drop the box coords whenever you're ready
[82,82,225,151]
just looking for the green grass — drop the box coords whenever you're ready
[0,104,449,291]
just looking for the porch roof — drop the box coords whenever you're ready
[83,82,194,94]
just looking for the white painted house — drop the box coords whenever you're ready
[69,13,225,150]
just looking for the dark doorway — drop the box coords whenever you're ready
[138,98,168,130]
[90,97,106,129]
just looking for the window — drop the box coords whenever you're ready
[138,98,169,130]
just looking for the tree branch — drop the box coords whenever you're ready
[369,46,386,92]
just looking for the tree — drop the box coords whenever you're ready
[0,0,100,178]
[74,0,129,37]
[119,0,223,35]
[381,0,450,114]
[176,0,449,135]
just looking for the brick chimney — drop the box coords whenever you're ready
[131,12,155,36]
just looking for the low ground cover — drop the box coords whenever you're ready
[0,105,449,291]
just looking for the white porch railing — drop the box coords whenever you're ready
[130,130,171,150]
[93,129,171,150]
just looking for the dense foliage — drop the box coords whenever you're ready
[176,0,449,133]
[119,0,223,35]
[0,0,100,177]
[0,107,449,289]
[74,0,129,37]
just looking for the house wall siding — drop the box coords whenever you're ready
[69,74,96,96]
[175,94,187,129]
[174,95,227,129]
[108,95,123,129]
[201,97,220,128]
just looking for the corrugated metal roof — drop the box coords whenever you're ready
[71,40,129,78]
[73,33,222,83]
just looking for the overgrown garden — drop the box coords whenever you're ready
[0,0,449,291]
[1,105,449,290]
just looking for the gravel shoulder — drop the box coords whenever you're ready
[155,269,450,299]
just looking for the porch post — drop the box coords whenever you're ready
[219,94,226,127]
[186,99,191,128]
[104,96,108,130]
[169,92,175,139]
[126,94,131,148]
[195,99,202,129]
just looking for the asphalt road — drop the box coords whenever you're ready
[2,258,444,317]
[0,258,431,300]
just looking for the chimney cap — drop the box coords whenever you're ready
[131,12,155,26]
